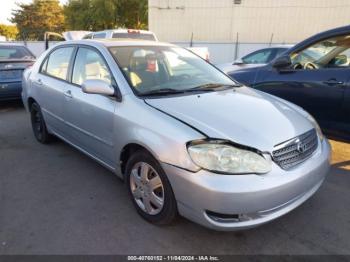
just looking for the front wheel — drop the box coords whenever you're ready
[125,150,178,225]
[30,102,51,144]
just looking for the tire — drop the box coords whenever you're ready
[125,150,178,225]
[30,102,51,144]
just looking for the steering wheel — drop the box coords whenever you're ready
[293,63,303,70]
[304,62,318,70]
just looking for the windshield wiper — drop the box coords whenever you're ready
[187,83,240,91]
[139,83,241,97]
[139,88,186,97]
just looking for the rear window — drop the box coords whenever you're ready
[112,33,156,41]
[0,46,35,60]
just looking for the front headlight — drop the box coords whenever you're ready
[188,142,271,174]
[307,115,324,141]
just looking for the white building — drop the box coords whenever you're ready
[149,0,350,63]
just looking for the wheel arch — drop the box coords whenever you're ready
[119,143,160,177]
[27,97,37,110]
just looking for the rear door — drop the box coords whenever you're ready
[62,46,117,167]
[33,46,75,133]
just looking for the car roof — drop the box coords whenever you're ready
[57,39,175,48]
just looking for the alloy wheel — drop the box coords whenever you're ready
[129,162,165,215]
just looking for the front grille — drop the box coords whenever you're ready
[272,129,318,170]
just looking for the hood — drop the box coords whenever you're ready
[145,87,313,152]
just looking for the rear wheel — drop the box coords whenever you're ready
[30,102,51,144]
[125,150,178,225]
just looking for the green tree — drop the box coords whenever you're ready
[63,0,95,30]
[0,24,18,40]
[64,0,148,31]
[117,0,148,29]
[11,0,65,40]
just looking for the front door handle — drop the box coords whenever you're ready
[36,79,43,86]
[323,79,344,86]
[64,90,73,98]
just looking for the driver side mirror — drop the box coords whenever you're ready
[272,55,292,69]
[82,79,115,96]
[233,58,243,65]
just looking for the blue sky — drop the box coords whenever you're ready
[0,0,67,25]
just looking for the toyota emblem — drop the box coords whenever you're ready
[297,142,307,153]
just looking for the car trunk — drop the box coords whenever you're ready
[0,60,34,83]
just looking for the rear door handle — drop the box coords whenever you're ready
[64,90,73,98]
[323,79,344,86]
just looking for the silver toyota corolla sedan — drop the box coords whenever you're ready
[22,39,331,230]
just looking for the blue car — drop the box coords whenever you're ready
[0,44,35,101]
[229,25,350,140]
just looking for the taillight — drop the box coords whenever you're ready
[127,29,140,34]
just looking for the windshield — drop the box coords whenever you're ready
[291,48,324,65]
[289,35,350,69]
[109,46,238,96]
[0,46,35,60]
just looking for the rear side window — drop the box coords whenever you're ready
[242,49,273,64]
[93,33,106,39]
[72,47,112,85]
[42,47,74,80]
[82,34,92,39]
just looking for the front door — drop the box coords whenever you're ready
[63,46,117,167]
[254,34,349,130]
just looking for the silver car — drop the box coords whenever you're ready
[22,40,331,231]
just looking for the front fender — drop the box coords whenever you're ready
[113,95,205,176]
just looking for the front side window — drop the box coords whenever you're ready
[109,46,236,96]
[43,47,74,80]
[242,49,273,64]
[72,47,112,85]
[291,34,350,69]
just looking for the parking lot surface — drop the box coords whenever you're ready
[0,101,349,255]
